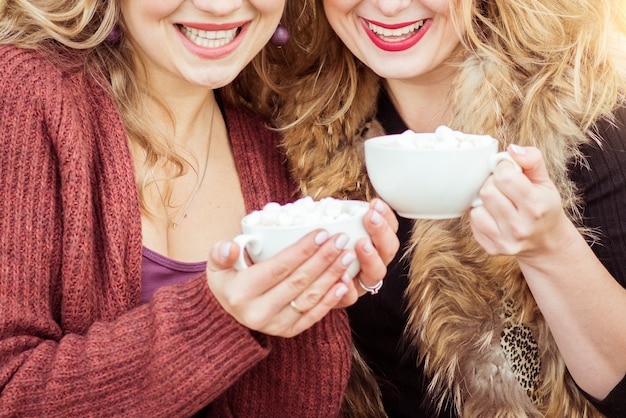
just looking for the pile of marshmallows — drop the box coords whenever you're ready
[389,126,495,149]
[244,197,366,228]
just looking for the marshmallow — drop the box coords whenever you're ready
[386,126,496,149]
[245,197,368,227]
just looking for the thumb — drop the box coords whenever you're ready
[507,144,552,186]
[207,240,239,273]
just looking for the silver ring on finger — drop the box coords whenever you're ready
[358,279,383,295]
[289,299,306,315]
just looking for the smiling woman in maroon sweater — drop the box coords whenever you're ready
[0,0,400,416]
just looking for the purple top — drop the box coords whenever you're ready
[141,246,207,304]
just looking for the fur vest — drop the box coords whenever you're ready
[279,63,603,416]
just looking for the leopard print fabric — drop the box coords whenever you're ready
[500,300,542,405]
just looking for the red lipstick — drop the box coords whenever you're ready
[361,18,431,52]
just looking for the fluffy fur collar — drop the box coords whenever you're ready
[403,217,600,417]
[279,57,602,417]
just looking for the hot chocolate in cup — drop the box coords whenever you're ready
[364,126,521,219]
[233,197,370,276]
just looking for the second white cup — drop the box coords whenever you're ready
[364,129,521,219]
[233,198,371,277]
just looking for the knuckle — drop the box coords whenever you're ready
[303,290,323,306]
[287,271,310,292]
[478,186,491,201]
[224,292,244,310]
[509,223,532,241]
[291,239,320,261]
[268,260,292,281]
[317,242,341,264]
[528,200,547,220]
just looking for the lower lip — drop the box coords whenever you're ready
[176,23,249,59]
[361,19,431,52]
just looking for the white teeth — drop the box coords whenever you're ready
[180,25,238,48]
[367,20,424,38]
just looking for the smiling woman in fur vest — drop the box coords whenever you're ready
[246,0,626,416]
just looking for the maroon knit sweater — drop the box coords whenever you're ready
[0,45,351,417]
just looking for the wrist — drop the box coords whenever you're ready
[516,213,582,272]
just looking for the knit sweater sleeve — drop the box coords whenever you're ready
[0,46,271,417]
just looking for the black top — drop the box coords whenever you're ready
[347,90,626,418]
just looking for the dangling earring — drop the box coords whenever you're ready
[106,24,122,44]
[270,24,290,47]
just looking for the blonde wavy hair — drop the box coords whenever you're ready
[253,0,626,416]
[260,0,626,214]
[0,0,281,214]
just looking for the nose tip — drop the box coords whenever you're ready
[374,0,411,16]
[191,0,244,16]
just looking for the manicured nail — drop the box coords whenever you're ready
[341,252,356,267]
[510,144,526,155]
[374,199,385,213]
[220,242,232,259]
[335,285,348,298]
[335,234,349,250]
[341,272,351,284]
[370,211,382,225]
[363,241,374,254]
[315,230,330,245]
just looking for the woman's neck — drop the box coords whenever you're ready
[383,64,458,133]
[146,89,219,150]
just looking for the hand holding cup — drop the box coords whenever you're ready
[206,198,398,337]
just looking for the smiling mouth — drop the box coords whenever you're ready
[178,24,241,48]
[366,20,426,42]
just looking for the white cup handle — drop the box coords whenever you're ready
[490,151,522,173]
[233,234,262,271]
[471,152,522,207]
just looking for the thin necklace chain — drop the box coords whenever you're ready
[152,104,216,229]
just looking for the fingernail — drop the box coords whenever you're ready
[335,285,348,298]
[374,199,385,213]
[341,272,351,284]
[363,241,374,254]
[370,211,382,225]
[510,144,526,155]
[341,252,356,266]
[220,242,232,259]
[315,230,330,245]
[335,234,349,250]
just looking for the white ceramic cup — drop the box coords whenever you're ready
[233,199,370,276]
[364,131,521,219]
